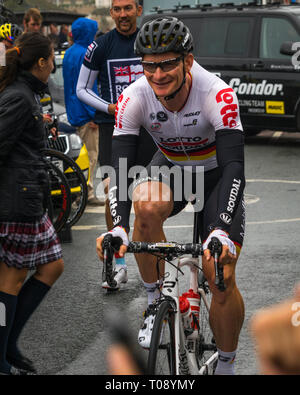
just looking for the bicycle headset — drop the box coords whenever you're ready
[0,23,23,44]
[135,17,194,101]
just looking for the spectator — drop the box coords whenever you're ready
[23,8,42,33]
[63,18,103,206]
[58,24,69,48]
[251,283,300,375]
[0,32,64,375]
[48,23,59,49]
[76,0,157,290]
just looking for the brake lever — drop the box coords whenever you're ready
[209,237,226,292]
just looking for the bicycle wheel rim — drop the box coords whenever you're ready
[47,161,71,233]
[147,301,176,375]
[43,149,88,227]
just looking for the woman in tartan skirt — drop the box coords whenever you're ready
[0,33,64,375]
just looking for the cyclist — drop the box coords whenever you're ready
[96,17,246,375]
[0,23,23,50]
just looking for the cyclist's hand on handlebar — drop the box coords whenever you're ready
[203,229,236,265]
[96,226,129,261]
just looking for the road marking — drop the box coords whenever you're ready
[73,217,300,231]
[247,179,300,184]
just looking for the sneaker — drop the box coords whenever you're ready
[0,366,34,375]
[138,304,157,349]
[102,267,128,290]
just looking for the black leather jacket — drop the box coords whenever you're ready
[0,71,49,222]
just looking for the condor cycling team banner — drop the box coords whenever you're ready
[107,58,143,104]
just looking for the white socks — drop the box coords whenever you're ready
[215,348,236,375]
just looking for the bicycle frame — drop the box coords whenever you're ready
[161,254,218,375]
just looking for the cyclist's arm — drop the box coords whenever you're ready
[109,134,139,233]
[203,83,245,233]
[212,129,245,233]
[107,87,144,233]
[0,95,30,165]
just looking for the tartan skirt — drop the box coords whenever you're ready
[0,213,62,270]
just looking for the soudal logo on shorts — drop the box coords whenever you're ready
[216,88,238,128]
[220,212,232,225]
[84,41,98,62]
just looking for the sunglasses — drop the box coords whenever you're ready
[142,56,183,73]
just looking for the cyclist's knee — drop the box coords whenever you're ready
[135,199,171,224]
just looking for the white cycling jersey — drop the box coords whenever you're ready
[114,61,243,172]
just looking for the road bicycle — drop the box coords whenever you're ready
[43,148,88,228]
[44,158,71,234]
[102,211,225,375]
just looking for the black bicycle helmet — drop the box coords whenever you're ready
[0,23,23,43]
[135,17,193,56]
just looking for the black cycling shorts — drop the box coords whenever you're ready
[133,150,245,251]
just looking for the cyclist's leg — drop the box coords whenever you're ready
[200,174,245,373]
[132,151,187,284]
[132,180,173,283]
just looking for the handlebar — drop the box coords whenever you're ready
[101,237,226,292]
[127,241,203,256]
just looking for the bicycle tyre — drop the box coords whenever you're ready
[46,161,72,233]
[196,272,218,374]
[147,300,176,375]
[43,149,88,227]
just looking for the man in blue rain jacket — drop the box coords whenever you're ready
[63,17,103,206]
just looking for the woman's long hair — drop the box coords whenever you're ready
[0,32,52,92]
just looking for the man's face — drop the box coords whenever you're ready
[110,0,142,36]
[25,17,41,33]
[143,52,193,100]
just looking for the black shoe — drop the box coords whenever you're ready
[6,353,37,374]
[0,365,34,375]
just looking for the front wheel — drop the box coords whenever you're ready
[196,273,218,374]
[147,300,176,375]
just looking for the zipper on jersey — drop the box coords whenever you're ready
[174,111,190,161]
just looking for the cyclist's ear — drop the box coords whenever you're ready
[184,53,194,73]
